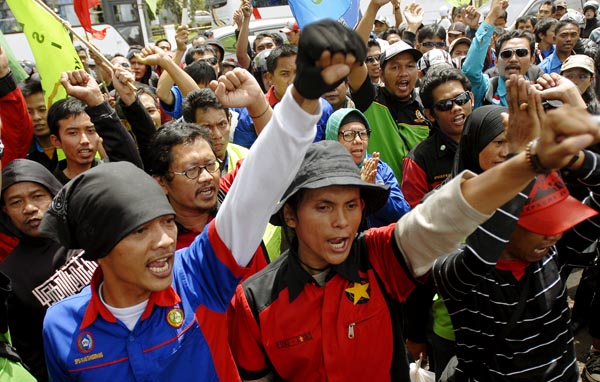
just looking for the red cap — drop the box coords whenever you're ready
[517,172,597,236]
[280,21,300,33]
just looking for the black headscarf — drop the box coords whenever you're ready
[452,105,507,176]
[39,162,174,261]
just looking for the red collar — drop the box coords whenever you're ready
[496,258,529,281]
[80,267,181,329]
[265,86,280,107]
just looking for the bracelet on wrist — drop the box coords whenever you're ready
[525,139,552,174]
[564,151,581,169]
[250,103,269,119]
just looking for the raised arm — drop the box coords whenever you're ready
[213,20,366,266]
[356,0,390,43]
[396,85,600,276]
[60,70,144,168]
[235,0,253,70]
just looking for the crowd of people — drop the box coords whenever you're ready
[1,0,600,380]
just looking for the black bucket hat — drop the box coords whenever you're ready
[270,141,390,226]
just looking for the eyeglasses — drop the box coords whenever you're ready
[366,54,381,63]
[422,41,446,49]
[499,48,530,59]
[197,56,218,65]
[339,129,370,142]
[172,160,221,180]
[564,73,592,81]
[432,91,471,111]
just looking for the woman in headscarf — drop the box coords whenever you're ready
[325,108,411,227]
[432,104,508,378]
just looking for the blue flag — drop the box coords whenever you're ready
[340,0,360,28]
[289,0,351,28]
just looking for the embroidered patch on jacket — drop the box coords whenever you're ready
[345,279,370,305]
[415,110,426,123]
[77,332,94,354]
[166,308,184,328]
[275,332,313,349]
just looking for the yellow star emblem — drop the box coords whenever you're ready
[345,282,370,305]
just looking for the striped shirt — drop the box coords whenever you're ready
[433,150,600,382]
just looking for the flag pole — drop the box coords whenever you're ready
[31,0,137,91]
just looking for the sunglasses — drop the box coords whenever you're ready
[499,48,529,59]
[422,41,446,49]
[197,56,218,65]
[433,91,471,111]
[366,54,381,63]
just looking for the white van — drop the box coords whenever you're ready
[3,25,130,64]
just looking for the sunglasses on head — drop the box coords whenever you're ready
[499,48,529,59]
[433,91,471,111]
[366,54,381,63]
[422,41,446,49]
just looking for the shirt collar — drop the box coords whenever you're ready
[266,86,280,107]
[80,267,181,330]
[285,241,363,302]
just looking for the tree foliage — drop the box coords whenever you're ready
[157,0,206,23]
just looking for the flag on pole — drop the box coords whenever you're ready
[288,0,352,28]
[74,0,108,39]
[6,0,84,107]
[0,31,29,84]
[145,0,159,17]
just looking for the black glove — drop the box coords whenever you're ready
[294,19,367,100]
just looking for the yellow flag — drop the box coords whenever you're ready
[6,0,83,108]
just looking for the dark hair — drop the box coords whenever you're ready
[182,88,229,124]
[416,24,447,43]
[253,33,278,51]
[148,122,215,180]
[156,38,171,49]
[136,83,158,104]
[451,6,466,20]
[516,15,537,28]
[534,17,558,41]
[367,39,381,49]
[498,10,508,20]
[380,28,401,41]
[266,44,298,74]
[47,97,87,138]
[555,19,581,34]
[184,61,217,86]
[19,78,43,97]
[420,65,472,110]
[185,45,217,66]
[75,46,87,54]
[539,1,557,13]
[495,30,536,55]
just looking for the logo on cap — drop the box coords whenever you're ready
[522,173,568,216]
[166,308,184,328]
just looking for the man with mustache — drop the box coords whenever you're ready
[463,0,539,107]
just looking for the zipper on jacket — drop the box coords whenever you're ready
[348,322,355,339]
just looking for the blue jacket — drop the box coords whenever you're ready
[232,98,333,148]
[43,222,245,382]
[368,155,411,228]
